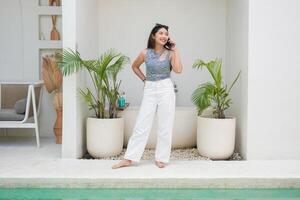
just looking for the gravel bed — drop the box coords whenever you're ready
[81,148,243,161]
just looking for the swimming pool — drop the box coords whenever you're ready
[0,188,300,199]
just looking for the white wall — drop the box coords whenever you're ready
[0,0,56,138]
[97,0,227,106]
[61,0,99,158]
[75,0,99,157]
[247,0,300,159]
[225,0,249,159]
[0,0,24,81]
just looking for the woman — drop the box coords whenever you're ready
[112,23,183,169]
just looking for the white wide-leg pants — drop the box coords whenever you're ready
[124,78,176,163]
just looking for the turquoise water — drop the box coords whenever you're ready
[0,188,300,199]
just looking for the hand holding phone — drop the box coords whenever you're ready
[165,38,176,50]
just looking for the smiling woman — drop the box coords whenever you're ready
[112,23,182,169]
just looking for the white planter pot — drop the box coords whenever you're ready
[119,106,197,148]
[197,116,236,160]
[87,117,124,158]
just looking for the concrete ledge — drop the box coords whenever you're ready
[1,139,299,189]
[1,177,300,189]
[1,159,300,189]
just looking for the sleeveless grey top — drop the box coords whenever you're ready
[145,48,171,81]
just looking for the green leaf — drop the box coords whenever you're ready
[57,48,129,118]
[191,83,215,115]
[192,58,241,118]
[228,70,241,94]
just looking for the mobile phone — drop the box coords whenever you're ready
[165,38,174,50]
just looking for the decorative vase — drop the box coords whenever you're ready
[53,90,62,109]
[50,16,60,40]
[49,0,60,6]
[41,55,63,144]
[54,107,62,144]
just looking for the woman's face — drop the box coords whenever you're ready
[153,28,169,46]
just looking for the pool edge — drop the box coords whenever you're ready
[0,178,299,189]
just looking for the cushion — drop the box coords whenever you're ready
[0,109,25,121]
[14,98,27,114]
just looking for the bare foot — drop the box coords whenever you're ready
[111,159,133,169]
[155,161,166,168]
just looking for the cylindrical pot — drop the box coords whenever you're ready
[54,108,62,144]
[87,117,124,158]
[197,116,236,160]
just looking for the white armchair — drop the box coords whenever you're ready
[0,81,44,147]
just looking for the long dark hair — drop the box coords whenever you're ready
[147,23,173,50]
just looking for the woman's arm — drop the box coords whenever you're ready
[132,49,147,82]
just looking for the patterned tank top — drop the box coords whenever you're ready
[145,48,171,81]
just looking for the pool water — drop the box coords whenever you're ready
[0,188,300,199]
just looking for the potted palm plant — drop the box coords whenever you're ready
[57,48,129,158]
[191,58,241,160]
